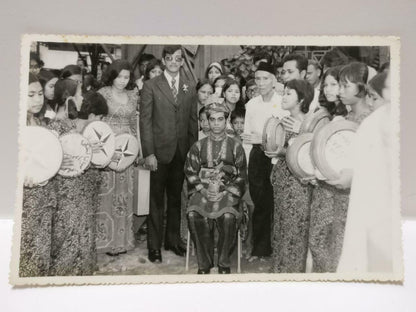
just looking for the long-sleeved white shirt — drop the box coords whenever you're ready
[244,91,289,138]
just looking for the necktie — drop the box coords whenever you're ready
[171,77,178,102]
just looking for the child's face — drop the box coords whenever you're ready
[231,117,245,136]
[224,84,240,104]
[199,112,210,133]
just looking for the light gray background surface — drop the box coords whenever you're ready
[0,1,415,312]
[1,0,415,219]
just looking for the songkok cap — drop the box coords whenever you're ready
[256,61,274,75]
[205,95,229,115]
[205,94,225,106]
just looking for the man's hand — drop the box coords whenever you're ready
[264,148,286,159]
[241,132,262,145]
[144,154,158,171]
[207,190,225,202]
[264,150,279,159]
[282,116,302,134]
[326,169,353,189]
[200,188,225,202]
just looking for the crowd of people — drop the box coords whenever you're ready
[20,44,393,277]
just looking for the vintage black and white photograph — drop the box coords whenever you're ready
[10,35,402,285]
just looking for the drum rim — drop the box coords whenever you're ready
[300,108,331,134]
[82,120,116,168]
[24,126,64,185]
[310,119,358,181]
[262,117,286,153]
[286,132,314,179]
[108,133,140,172]
[58,132,93,177]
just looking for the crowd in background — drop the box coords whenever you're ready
[20,44,393,276]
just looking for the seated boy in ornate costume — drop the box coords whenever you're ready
[185,98,247,274]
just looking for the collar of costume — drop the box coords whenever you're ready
[209,132,227,141]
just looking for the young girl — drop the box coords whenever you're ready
[205,61,225,84]
[97,60,139,256]
[60,64,83,84]
[19,73,57,277]
[366,71,388,111]
[47,78,105,276]
[339,62,372,124]
[266,79,314,273]
[221,78,244,137]
[213,75,229,96]
[144,59,164,81]
[37,69,59,121]
[222,78,243,113]
[198,106,210,140]
[196,79,213,113]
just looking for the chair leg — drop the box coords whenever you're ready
[185,230,191,271]
[237,229,241,273]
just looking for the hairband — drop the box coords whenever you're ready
[209,62,223,73]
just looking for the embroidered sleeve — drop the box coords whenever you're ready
[225,141,247,198]
[184,141,203,192]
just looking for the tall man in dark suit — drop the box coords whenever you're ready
[140,45,198,263]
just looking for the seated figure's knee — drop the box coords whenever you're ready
[223,213,236,223]
[187,211,201,221]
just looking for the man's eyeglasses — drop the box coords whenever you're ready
[164,55,183,62]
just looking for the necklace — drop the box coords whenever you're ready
[207,135,227,168]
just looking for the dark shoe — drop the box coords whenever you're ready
[106,250,127,257]
[197,268,210,274]
[164,244,186,257]
[218,266,231,274]
[148,249,162,263]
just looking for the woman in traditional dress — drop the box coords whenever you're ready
[308,66,351,272]
[96,60,139,256]
[19,73,57,277]
[47,78,106,276]
[309,63,372,272]
[267,79,314,273]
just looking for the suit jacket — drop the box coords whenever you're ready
[139,73,198,164]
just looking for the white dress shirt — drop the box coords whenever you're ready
[164,70,180,91]
[307,84,321,116]
[244,91,289,138]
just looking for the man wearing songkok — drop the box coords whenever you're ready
[242,62,288,261]
[185,98,247,274]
